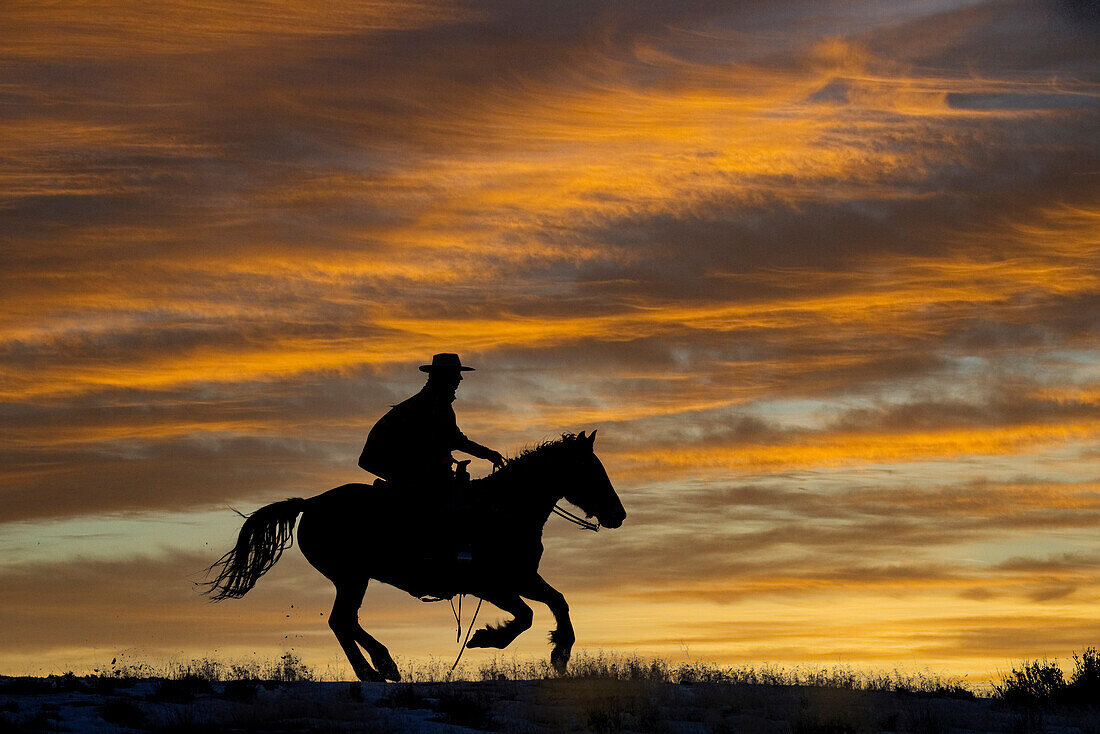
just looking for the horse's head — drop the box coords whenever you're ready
[560,430,626,529]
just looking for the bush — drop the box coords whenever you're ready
[993,659,1065,706]
[992,648,1100,708]
[1065,647,1100,706]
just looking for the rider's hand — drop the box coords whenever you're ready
[487,450,506,469]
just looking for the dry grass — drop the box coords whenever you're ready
[387,650,975,698]
[6,652,1100,734]
[70,649,979,696]
[94,651,315,683]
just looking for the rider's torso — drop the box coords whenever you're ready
[364,388,461,484]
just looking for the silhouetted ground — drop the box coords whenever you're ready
[2,673,1098,733]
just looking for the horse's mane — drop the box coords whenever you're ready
[474,433,582,487]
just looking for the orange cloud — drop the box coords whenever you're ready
[614,421,1100,475]
[0,0,469,58]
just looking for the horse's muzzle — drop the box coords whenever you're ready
[600,508,626,529]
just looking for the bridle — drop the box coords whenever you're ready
[551,503,600,532]
[489,460,601,532]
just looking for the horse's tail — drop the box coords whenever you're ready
[201,498,306,601]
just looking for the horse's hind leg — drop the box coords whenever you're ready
[520,574,574,674]
[465,594,533,650]
[328,581,383,682]
[351,607,400,682]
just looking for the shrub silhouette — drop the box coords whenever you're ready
[1065,646,1100,706]
[993,647,1100,708]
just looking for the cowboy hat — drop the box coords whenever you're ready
[419,353,475,372]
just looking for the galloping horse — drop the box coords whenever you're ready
[202,431,625,682]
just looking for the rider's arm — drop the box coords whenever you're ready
[455,434,506,468]
[444,402,505,467]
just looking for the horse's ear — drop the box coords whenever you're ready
[577,430,587,441]
[588,429,597,447]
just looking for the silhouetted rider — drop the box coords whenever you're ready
[359,353,505,496]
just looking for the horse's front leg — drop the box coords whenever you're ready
[519,574,574,674]
[465,593,533,650]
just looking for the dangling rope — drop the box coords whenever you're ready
[449,596,461,641]
[449,595,483,673]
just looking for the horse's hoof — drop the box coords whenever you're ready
[466,629,492,648]
[354,663,384,682]
[378,659,401,682]
[550,647,571,675]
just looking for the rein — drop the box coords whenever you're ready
[489,458,601,533]
[552,503,600,532]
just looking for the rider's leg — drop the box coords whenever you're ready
[453,473,474,565]
[465,593,533,650]
[392,470,450,560]
[519,574,575,674]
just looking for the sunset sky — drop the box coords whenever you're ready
[1,0,1098,682]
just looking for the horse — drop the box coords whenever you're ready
[202,430,626,682]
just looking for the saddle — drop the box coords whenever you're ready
[369,462,478,581]
[370,459,472,494]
